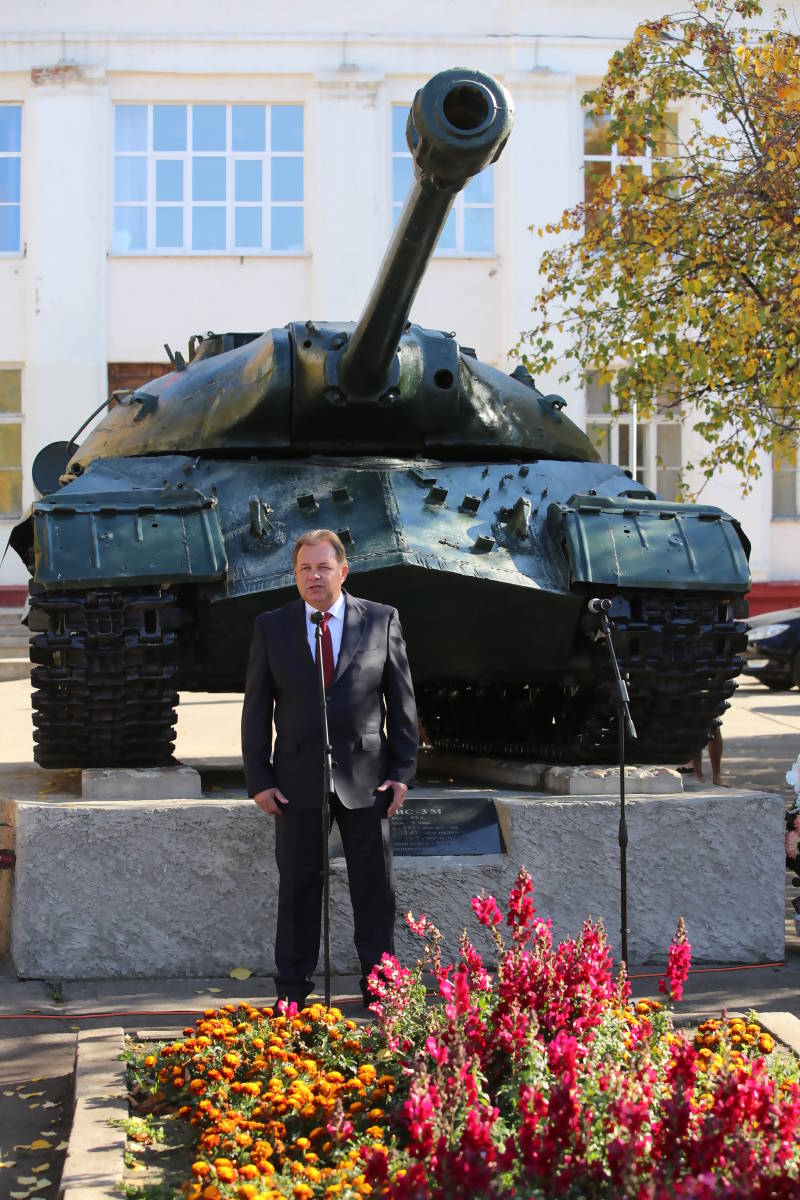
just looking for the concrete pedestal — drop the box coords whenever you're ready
[1,765,785,977]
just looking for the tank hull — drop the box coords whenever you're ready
[20,453,749,767]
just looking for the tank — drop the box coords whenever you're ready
[10,67,750,769]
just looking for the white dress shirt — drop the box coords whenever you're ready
[304,590,346,668]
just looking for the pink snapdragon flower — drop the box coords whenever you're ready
[659,916,692,1003]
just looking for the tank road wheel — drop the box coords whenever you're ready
[418,592,746,766]
[27,585,184,768]
[588,592,747,765]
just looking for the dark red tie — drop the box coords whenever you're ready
[315,612,335,690]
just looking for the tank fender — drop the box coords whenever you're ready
[546,493,751,593]
[31,484,227,589]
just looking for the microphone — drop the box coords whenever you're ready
[310,610,325,625]
[588,597,612,613]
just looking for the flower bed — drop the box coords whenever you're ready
[128,869,800,1199]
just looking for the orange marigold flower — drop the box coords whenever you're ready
[191,1162,212,1177]
[143,1055,157,1068]
[357,1064,377,1084]
[202,1187,221,1200]
[238,1186,259,1200]
[189,1079,207,1095]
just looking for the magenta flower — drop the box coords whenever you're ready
[471,893,503,927]
[658,916,692,1003]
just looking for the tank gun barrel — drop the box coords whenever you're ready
[334,68,513,400]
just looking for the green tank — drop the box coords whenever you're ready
[10,67,750,769]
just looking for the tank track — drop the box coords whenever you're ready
[418,592,747,765]
[28,585,183,768]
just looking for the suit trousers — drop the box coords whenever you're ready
[273,796,395,1000]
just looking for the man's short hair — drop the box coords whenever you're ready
[292,529,348,566]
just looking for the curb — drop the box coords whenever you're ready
[60,1027,127,1200]
[757,1011,800,1056]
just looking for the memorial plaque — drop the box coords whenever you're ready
[330,795,502,859]
[390,795,502,856]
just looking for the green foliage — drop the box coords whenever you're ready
[517,0,800,489]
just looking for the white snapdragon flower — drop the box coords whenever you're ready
[787,755,800,795]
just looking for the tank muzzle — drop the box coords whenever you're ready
[408,68,514,189]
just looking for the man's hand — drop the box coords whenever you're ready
[377,779,408,818]
[254,787,288,815]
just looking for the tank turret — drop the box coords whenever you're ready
[65,69,594,475]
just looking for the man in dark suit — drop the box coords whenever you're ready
[241,528,418,1009]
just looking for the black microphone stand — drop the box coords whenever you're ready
[311,610,335,1008]
[590,598,637,967]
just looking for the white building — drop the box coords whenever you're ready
[0,0,796,612]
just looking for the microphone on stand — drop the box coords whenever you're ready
[588,597,612,613]
[311,610,325,625]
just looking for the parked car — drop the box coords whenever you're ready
[744,607,800,689]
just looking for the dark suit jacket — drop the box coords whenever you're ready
[241,591,418,809]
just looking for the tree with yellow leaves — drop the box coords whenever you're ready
[518,0,800,489]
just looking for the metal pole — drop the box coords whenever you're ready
[617,689,629,967]
[590,599,637,967]
[312,615,335,1009]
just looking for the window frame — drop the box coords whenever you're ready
[390,103,495,257]
[584,372,684,499]
[582,110,678,227]
[111,102,305,256]
[772,446,800,519]
[0,367,23,520]
[0,104,22,258]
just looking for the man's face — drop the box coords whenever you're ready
[294,541,349,612]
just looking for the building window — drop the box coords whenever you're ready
[772,446,799,517]
[0,106,22,254]
[391,106,494,254]
[0,369,22,518]
[112,104,304,255]
[583,111,677,227]
[585,372,683,499]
